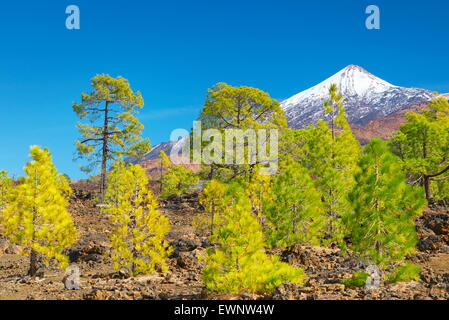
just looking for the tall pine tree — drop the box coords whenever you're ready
[347,139,425,269]
[73,75,151,200]
[299,84,361,245]
[198,83,287,179]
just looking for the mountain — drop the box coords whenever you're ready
[128,136,201,179]
[281,65,434,129]
[129,136,190,164]
[135,65,439,163]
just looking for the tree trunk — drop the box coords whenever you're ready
[29,249,38,277]
[423,175,431,201]
[100,102,110,201]
[208,166,215,180]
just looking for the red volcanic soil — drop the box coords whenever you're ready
[351,104,427,145]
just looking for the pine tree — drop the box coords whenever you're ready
[299,84,361,245]
[103,162,172,275]
[0,170,12,210]
[264,158,326,248]
[158,150,171,194]
[198,83,287,179]
[160,158,199,198]
[73,75,151,200]
[0,147,77,276]
[203,188,305,294]
[347,139,425,269]
[391,96,449,200]
[247,166,272,218]
[194,179,227,236]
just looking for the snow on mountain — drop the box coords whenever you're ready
[281,65,434,129]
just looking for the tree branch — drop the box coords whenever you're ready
[430,175,449,182]
[80,138,104,144]
[428,164,449,178]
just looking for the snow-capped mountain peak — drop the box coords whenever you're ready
[281,65,433,128]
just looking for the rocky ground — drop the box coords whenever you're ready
[0,184,448,300]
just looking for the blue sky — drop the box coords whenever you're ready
[0,0,448,180]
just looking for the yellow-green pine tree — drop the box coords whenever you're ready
[194,179,227,236]
[347,139,425,269]
[391,96,449,200]
[264,157,326,248]
[300,84,361,246]
[158,150,172,193]
[247,167,272,218]
[203,186,305,294]
[198,83,287,179]
[0,170,12,210]
[0,147,77,276]
[103,162,172,275]
[160,153,199,198]
[73,75,151,200]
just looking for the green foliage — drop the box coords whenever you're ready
[103,162,172,275]
[0,147,77,275]
[387,263,422,283]
[159,150,172,170]
[0,170,12,209]
[203,190,305,294]
[159,150,199,198]
[14,177,26,185]
[294,84,361,246]
[247,166,272,217]
[73,74,151,198]
[62,174,72,183]
[391,96,449,200]
[342,271,369,288]
[433,179,449,199]
[199,82,287,130]
[162,166,199,198]
[347,139,425,268]
[197,83,287,179]
[193,180,227,236]
[264,158,326,248]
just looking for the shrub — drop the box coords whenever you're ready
[387,263,422,283]
[343,271,369,288]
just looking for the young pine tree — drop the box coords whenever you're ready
[264,158,326,248]
[347,139,425,269]
[203,188,305,294]
[0,147,77,276]
[159,151,199,198]
[158,150,171,193]
[194,179,227,236]
[0,170,12,210]
[300,84,361,245]
[103,162,172,275]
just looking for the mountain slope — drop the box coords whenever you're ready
[281,65,434,129]
[135,65,439,162]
